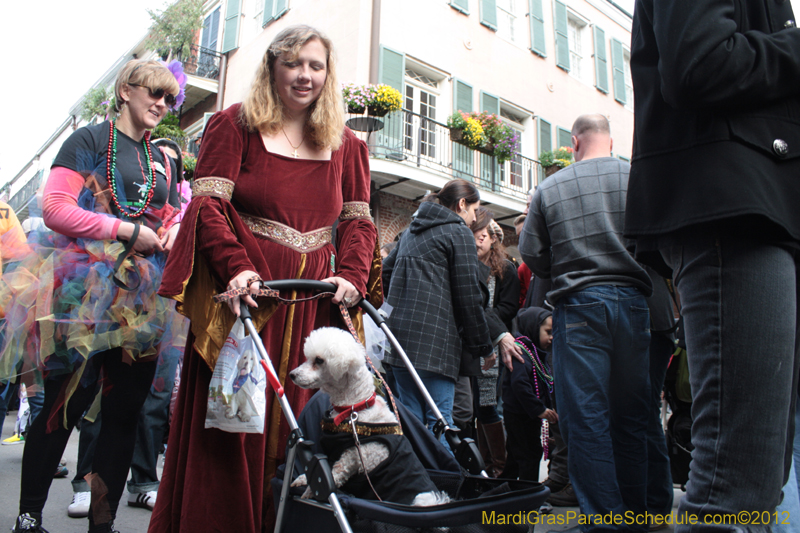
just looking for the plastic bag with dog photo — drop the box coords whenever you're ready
[204,321,267,433]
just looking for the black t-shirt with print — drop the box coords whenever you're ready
[52,121,180,219]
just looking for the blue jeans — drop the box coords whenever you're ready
[127,350,179,494]
[776,400,800,533]
[648,333,675,516]
[389,366,455,451]
[553,285,651,532]
[662,236,800,532]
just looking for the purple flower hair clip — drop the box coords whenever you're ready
[163,60,187,108]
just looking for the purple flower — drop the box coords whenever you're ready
[162,60,187,108]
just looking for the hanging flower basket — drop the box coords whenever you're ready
[342,83,402,119]
[447,110,519,163]
[544,165,562,178]
[347,103,366,114]
[449,127,465,143]
[476,142,495,156]
[447,113,486,151]
[539,147,575,178]
[367,105,390,118]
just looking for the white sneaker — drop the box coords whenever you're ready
[127,490,157,511]
[67,491,90,518]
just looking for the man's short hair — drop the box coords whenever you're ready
[514,215,526,226]
[572,114,610,137]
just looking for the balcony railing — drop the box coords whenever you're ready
[9,170,43,213]
[180,44,221,81]
[346,109,543,202]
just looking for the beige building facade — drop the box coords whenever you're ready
[9,0,634,251]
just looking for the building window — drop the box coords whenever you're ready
[499,106,527,188]
[497,0,520,43]
[404,67,441,159]
[623,48,634,111]
[567,12,590,84]
[198,7,221,77]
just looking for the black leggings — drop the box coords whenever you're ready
[19,348,156,528]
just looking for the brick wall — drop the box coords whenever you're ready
[375,192,419,245]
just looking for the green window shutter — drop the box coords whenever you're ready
[538,119,552,155]
[454,79,473,114]
[221,0,242,53]
[479,92,500,188]
[554,0,570,72]
[453,79,474,179]
[593,26,609,94]
[262,0,274,26]
[557,127,572,150]
[275,0,287,18]
[611,38,626,105]
[529,0,546,57]
[480,91,500,115]
[375,46,405,159]
[450,0,469,14]
[379,46,405,92]
[480,0,498,31]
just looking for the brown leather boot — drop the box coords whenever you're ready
[482,420,507,478]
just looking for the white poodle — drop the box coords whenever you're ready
[289,327,450,507]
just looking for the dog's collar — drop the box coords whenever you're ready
[331,392,377,425]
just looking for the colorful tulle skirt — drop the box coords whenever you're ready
[0,228,187,390]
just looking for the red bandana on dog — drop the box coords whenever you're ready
[332,392,378,425]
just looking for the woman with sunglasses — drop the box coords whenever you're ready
[5,59,184,533]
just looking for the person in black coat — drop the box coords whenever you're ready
[501,307,556,481]
[382,179,492,445]
[470,208,521,477]
[627,0,800,524]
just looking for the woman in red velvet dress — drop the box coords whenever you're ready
[149,26,378,532]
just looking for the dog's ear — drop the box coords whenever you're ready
[327,336,367,381]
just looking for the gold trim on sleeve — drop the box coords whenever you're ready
[193,177,235,201]
[339,201,372,221]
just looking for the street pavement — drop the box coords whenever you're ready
[1,410,683,532]
[1,412,155,533]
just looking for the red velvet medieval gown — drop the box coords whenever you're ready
[148,104,378,533]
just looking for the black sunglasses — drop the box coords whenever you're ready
[128,84,177,107]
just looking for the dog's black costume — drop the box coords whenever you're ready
[320,415,441,505]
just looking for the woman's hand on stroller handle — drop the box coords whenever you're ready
[320,276,360,308]
[227,269,261,317]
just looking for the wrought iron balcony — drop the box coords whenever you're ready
[346,109,543,202]
[180,44,222,81]
[8,170,43,213]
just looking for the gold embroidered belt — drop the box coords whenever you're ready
[240,214,332,253]
[321,420,403,437]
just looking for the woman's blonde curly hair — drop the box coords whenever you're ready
[239,25,344,150]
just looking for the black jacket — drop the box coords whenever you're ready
[626,0,800,271]
[383,202,492,380]
[319,417,439,505]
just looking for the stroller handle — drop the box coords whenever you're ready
[257,279,386,326]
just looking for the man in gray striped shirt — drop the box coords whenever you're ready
[519,114,652,532]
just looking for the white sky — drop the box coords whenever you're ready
[0,0,166,188]
[1,0,797,190]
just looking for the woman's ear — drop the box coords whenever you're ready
[457,198,466,212]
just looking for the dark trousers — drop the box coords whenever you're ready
[19,348,156,527]
[504,409,543,481]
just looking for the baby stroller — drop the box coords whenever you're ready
[231,280,550,533]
